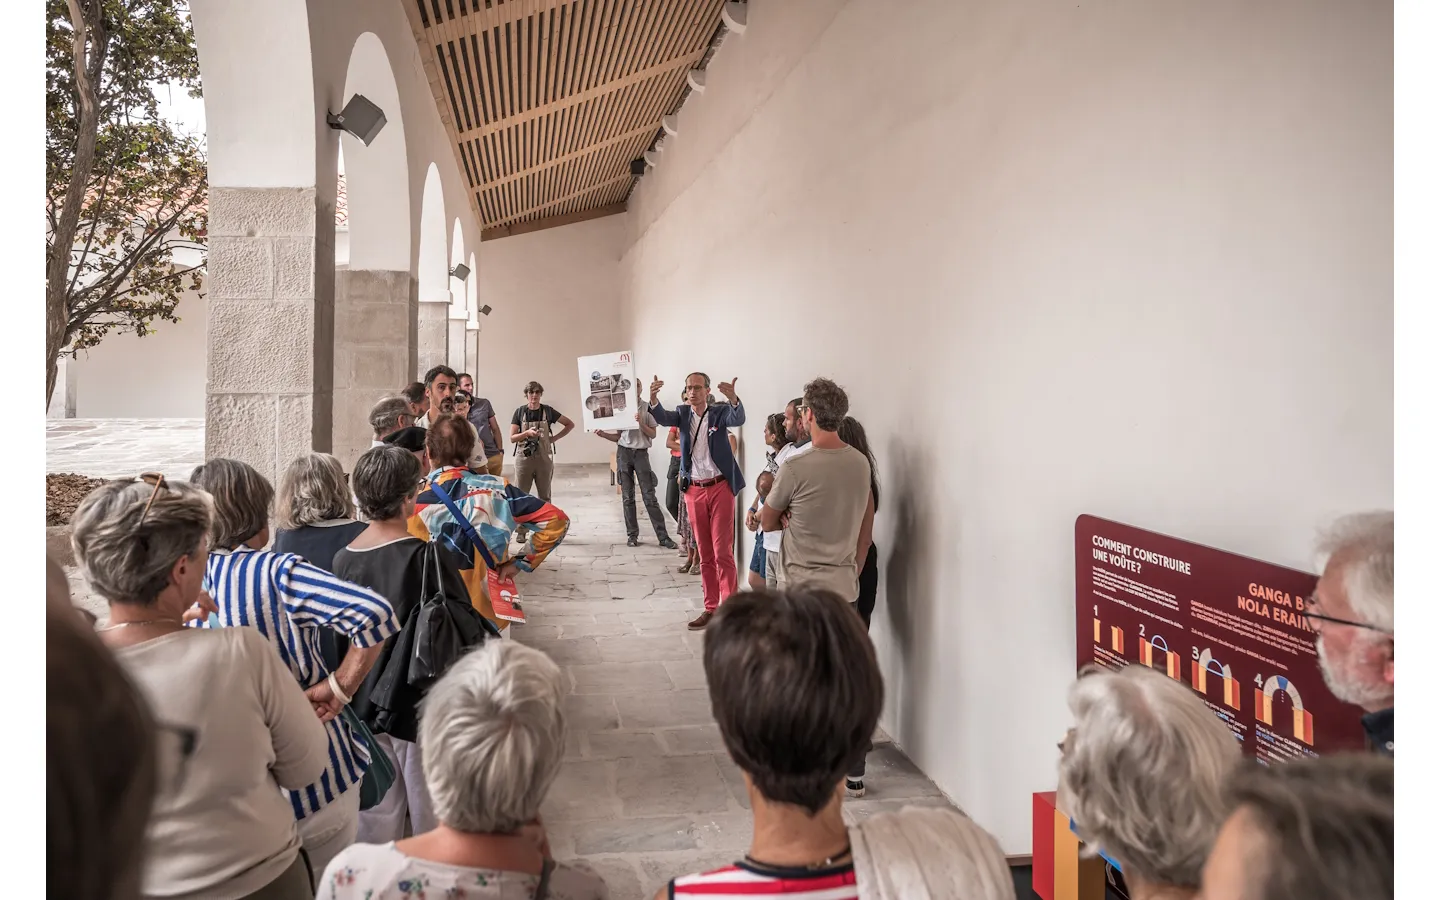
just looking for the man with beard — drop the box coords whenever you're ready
[415,365,485,471]
[1305,511,1394,756]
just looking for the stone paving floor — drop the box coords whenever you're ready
[47,418,205,480]
[50,421,959,897]
[515,466,957,898]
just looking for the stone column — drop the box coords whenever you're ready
[206,187,334,484]
[333,268,418,469]
[47,357,78,419]
[464,326,480,377]
[447,317,467,374]
[417,302,448,378]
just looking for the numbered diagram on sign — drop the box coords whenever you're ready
[1190,647,1242,710]
[1137,627,1183,681]
[1255,675,1314,746]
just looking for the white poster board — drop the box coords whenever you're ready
[576,351,639,433]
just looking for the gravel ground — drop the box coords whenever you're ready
[47,473,109,526]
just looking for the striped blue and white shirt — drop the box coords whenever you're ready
[202,546,399,820]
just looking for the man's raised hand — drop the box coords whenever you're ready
[718,377,739,403]
[649,375,665,405]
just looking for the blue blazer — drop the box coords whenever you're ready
[650,401,746,497]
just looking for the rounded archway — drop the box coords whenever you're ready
[416,163,450,376]
[330,31,412,467]
[446,219,468,372]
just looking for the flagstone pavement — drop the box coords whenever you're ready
[49,420,958,897]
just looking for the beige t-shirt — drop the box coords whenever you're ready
[767,444,872,600]
[114,627,330,900]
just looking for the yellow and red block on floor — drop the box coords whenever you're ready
[1032,791,1109,900]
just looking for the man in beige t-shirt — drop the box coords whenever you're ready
[762,377,873,601]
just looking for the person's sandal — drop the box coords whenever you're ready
[678,561,693,574]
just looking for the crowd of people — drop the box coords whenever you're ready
[46,363,1394,899]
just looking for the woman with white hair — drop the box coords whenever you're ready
[1058,664,1240,900]
[71,476,329,899]
[319,640,608,898]
[850,806,1015,900]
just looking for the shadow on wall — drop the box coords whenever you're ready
[882,437,941,754]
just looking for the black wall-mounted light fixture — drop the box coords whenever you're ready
[449,263,472,281]
[479,304,492,316]
[327,94,388,146]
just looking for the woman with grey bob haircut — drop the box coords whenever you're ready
[71,477,329,900]
[318,641,608,899]
[1058,664,1239,900]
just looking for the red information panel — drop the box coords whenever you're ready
[1075,515,1366,764]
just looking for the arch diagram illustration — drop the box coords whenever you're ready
[1255,675,1313,745]
[1139,634,1182,680]
[1190,648,1242,710]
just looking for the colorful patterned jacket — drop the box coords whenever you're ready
[407,466,569,629]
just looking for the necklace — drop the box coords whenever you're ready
[744,844,852,871]
[98,619,181,631]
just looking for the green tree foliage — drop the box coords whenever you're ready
[46,0,207,405]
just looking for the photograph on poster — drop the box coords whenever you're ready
[576,351,639,432]
[1074,515,1367,765]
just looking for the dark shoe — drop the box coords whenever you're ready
[627,536,640,547]
[687,611,714,630]
[845,779,866,798]
[659,538,678,550]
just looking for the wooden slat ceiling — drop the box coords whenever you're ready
[405,0,728,239]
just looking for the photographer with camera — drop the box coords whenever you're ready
[649,372,745,629]
[509,381,574,503]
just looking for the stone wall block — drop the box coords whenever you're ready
[274,238,316,299]
[209,237,274,300]
[209,300,315,393]
[206,393,278,481]
[209,187,317,238]
[350,346,408,389]
[276,395,316,464]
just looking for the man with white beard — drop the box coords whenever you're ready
[1304,511,1394,756]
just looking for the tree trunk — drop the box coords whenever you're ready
[46,0,105,408]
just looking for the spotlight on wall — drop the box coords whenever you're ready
[629,157,647,176]
[449,263,472,281]
[327,94,388,146]
[479,305,492,316]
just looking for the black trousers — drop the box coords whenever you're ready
[857,542,879,629]
[849,542,880,780]
[665,455,681,522]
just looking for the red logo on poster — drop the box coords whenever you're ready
[619,353,631,363]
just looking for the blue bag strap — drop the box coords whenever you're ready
[431,475,500,571]
[428,477,505,639]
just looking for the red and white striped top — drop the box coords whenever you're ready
[669,861,858,898]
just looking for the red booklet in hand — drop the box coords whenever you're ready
[487,569,527,624]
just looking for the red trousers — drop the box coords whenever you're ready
[684,480,738,611]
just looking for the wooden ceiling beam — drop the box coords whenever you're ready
[462,48,704,138]
[481,121,659,190]
[482,201,626,241]
[489,173,633,226]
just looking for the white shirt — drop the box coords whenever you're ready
[688,409,723,481]
[618,409,657,450]
[763,441,812,552]
[371,439,386,448]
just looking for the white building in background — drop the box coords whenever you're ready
[47,177,352,419]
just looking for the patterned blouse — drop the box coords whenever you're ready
[407,467,570,629]
[202,546,399,820]
[320,842,608,899]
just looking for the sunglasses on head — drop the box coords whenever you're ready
[136,472,167,528]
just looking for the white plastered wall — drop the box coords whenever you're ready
[620,0,1393,852]
[477,216,628,466]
